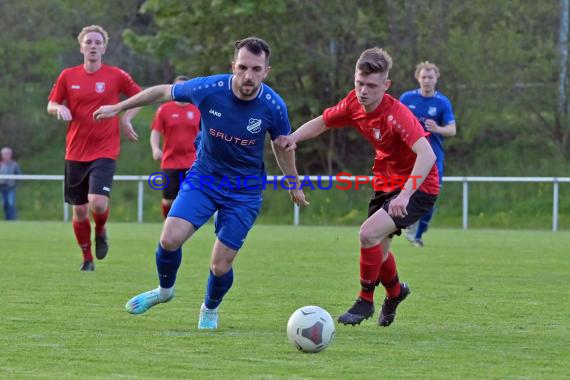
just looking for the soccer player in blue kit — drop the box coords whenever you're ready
[399,61,456,247]
[94,37,308,329]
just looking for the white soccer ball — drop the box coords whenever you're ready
[286,305,336,353]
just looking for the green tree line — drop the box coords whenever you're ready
[1,0,569,176]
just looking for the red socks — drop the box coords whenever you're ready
[161,202,171,219]
[92,207,109,236]
[72,219,93,262]
[358,245,383,302]
[379,251,401,299]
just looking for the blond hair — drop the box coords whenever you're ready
[414,61,440,79]
[356,48,393,75]
[77,25,109,46]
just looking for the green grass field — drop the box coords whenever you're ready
[1,222,568,379]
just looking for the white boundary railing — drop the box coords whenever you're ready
[1,174,569,231]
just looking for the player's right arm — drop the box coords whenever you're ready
[93,84,173,120]
[281,116,328,151]
[47,101,72,121]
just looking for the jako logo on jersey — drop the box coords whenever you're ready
[428,106,437,116]
[246,118,262,134]
[95,82,105,93]
[209,109,222,117]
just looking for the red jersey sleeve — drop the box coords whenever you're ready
[322,94,354,128]
[151,105,165,133]
[48,70,68,103]
[118,68,142,97]
[391,104,428,150]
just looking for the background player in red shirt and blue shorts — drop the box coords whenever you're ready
[47,25,142,271]
[278,47,439,327]
[150,75,201,218]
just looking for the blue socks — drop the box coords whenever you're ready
[415,207,435,239]
[156,243,234,309]
[156,244,182,289]
[204,268,234,309]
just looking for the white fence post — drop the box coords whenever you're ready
[293,203,300,226]
[462,179,469,230]
[62,181,69,222]
[137,179,144,224]
[553,179,559,232]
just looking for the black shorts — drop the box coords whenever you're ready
[64,158,116,205]
[162,168,188,200]
[368,190,438,236]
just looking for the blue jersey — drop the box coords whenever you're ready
[399,89,455,164]
[171,74,291,194]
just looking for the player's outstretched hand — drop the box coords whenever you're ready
[289,188,309,207]
[93,105,120,120]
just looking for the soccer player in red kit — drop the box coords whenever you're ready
[277,48,439,327]
[47,25,142,271]
[150,75,201,218]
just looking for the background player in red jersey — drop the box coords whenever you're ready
[150,75,201,218]
[47,25,142,271]
[277,48,439,327]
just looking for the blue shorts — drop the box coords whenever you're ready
[168,181,262,251]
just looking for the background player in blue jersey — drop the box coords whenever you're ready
[399,61,456,247]
[94,37,308,329]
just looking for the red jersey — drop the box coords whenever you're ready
[151,102,201,169]
[48,64,141,161]
[323,91,439,195]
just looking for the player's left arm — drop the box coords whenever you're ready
[424,119,456,137]
[271,140,309,207]
[388,137,436,218]
[424,98,456,137]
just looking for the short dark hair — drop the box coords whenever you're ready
[172,75,190,83]
[356,48,393,75]
[234,37,271,64]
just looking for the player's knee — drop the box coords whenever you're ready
[73,205,89,220]
[210,263,231,276]
[160,228,184,251]
[359,224,380,247]
[90,200,108,214]
[159,233,182,251]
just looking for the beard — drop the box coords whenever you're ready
[238,81,260,97]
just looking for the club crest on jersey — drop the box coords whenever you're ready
[187,111,194,119]
[428,106,437,116]
[95,82,106,93]
[373,128,382,140]
[246,118,262,134]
